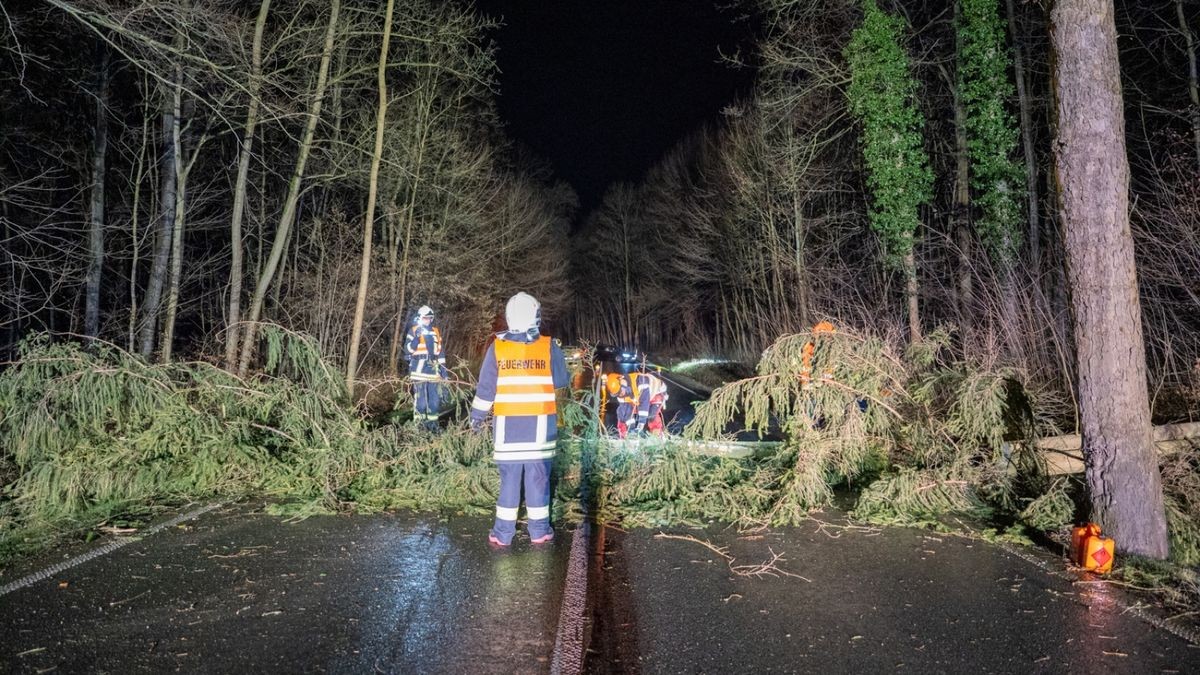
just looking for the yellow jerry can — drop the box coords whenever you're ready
[1070,523,1101,564]
[1080,534,1115,573]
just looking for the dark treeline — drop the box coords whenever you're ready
[571,0,1200,411]
[1,0,573,379]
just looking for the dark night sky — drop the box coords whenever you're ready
[472,1,757,213]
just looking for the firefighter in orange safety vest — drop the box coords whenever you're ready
[605,371,669,439]
[405,305,448,432]
[470,292,569,547]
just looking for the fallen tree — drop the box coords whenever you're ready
[1036,422,1200,476]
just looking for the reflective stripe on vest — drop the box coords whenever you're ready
[619,373,664,405]
[409,326,442,357]
[493,336,555,416]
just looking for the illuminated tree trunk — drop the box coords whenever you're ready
[347,0,395,391]
[1177,0,1200,170]
[159,90,186,362]
[1051,0,1168,558]
[138,79,180,358]
[951,63,973,320]
[238,0,340,376]
[224,0,271,371]
[84,46,109,340]
[904,252,920,344]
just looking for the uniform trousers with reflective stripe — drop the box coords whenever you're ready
[491,460,553,545]
[413,380,441,431]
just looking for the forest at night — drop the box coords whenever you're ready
[2,2,1200,667]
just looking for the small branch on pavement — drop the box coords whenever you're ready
[655,532,811,582]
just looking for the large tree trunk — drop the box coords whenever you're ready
[346,0,396,391]
[84,46,109,340]
[224,0,272,371]
[1050,0,1169,558]
[138,87,180,358]
[1006,0,1040,270]
[237,0,341,376]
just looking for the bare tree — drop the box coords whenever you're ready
[223,0,271,371]
[1177,0,1200,169]
[1006,0,1040,268]
[84,45,109,340]
[137,69,180,358]
[237,0,340,375]
[346,0,395,390]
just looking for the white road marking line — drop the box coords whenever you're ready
[0,502,222,598]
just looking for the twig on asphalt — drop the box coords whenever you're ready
[109,590,150,607]
[654,532,811,582]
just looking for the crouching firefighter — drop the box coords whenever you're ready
[605,371,669,439]
[471,292,569,546]
[405,305,448,432]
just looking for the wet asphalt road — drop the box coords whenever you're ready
[3,505,1199,674]
[589,520,1200,674]
[0,508,569,673]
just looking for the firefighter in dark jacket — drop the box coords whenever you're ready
[405,305,447,432]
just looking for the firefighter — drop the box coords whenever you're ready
[471,292,569,547]
[605,371,669,439]
[405,305,448,432]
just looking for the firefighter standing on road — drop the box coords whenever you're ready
[471,292,569,547]
[606,371,669,439]
[405,305,448,432]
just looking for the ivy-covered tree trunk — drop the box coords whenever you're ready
[1051,0,1169,558]
[845,0,932,344]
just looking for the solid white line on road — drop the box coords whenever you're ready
[0,502,223,598]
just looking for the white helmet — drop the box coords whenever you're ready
[505,292,541,333]
[415,305,434,321]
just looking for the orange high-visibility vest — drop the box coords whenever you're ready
[493,336,556,416]
[408,326,442,357]
[618,373,666,405]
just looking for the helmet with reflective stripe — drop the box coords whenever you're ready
[506,292,541,333]
[605,373,624,397]
[416,305,435,320]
